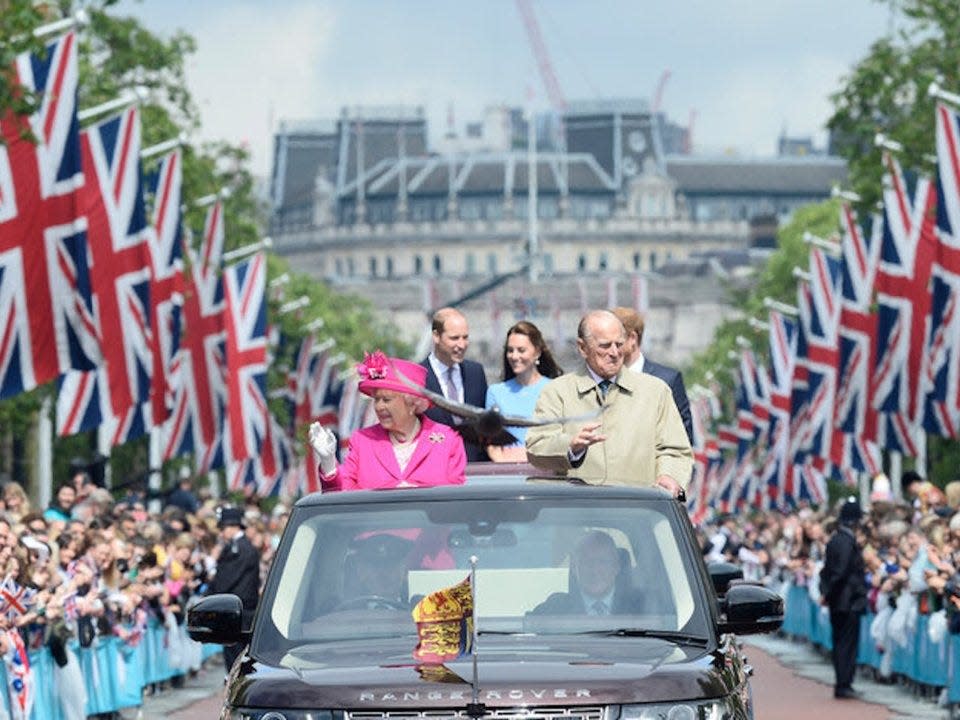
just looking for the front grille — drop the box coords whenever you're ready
[349,707,605,720]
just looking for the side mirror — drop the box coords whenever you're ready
[717,584,784,635]
[187,594,245,644]
[707,561,743,597]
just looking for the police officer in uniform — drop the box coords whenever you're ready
[819,497,867,699]
[209,506,260,675]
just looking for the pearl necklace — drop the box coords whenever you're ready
[389,418,421,446]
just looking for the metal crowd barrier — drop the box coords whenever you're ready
[0,620,221,719]
[782,582,959,701]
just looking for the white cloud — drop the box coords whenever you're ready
[184,2,336,176]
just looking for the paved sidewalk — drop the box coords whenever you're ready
[747,634,947,720]
[117,655,225,720]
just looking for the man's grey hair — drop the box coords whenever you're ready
[577,310,625,342]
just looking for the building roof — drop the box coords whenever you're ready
[665,155,847,195]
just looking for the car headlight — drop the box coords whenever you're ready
[620,697,737,720]
[225,711,342,720]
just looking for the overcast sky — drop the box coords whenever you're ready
[115,0,893,178]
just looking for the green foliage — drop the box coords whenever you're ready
[828,0,960,207]
[0,0,46,127]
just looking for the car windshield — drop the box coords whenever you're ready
[253,495,711,656]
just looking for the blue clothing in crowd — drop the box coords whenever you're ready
[485,377,550,445]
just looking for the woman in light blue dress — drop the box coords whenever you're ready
[485,321,563,462]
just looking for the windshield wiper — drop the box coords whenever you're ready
[580,629,709,645]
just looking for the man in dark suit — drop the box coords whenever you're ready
[209,506,260,675]
[421,307,489,462]
[612,307,693,444]
[819,498,867,700]
[532,531,647,615]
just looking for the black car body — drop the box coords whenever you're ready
[190,476,782,720]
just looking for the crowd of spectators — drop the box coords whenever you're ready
[0,470,288,687]
[698,471,960,679]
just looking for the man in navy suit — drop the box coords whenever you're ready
[421,307,489,462]
[612,307,693,444]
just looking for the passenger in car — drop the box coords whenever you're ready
[531,531,647,615]
[308,352,467,491]
[485,320,564,463]
[525,310,692,494]
[341,534,414,609]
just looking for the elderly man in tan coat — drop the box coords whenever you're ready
[526,310,693,495]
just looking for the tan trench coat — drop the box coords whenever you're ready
[525,367,693,488]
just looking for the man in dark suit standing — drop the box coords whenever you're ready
[612,307,693,444]
[209,506,260,676]
[533,530,646,615]
[422,307,489,462]
[820,498,867,700]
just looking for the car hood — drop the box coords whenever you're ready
[230,635,733,709]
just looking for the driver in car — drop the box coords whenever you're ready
[532,530,646,616]
[340,533,414,610]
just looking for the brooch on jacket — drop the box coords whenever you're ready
[428,432,445,443]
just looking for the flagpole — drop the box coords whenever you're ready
[141,134,188,160]
[148,427,163,514]
[762,297,799,316]
[77,87,147,123]
[802,231,841,255]
[929,81,960,109]
[222,237,272,262]
[279,296,310,315]
[36,396,53,512]
[24,10,88,40]
[467,554,484,719]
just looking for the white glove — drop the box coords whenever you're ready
[309,422,338,475]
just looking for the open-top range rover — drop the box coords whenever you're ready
[189,476,781,720]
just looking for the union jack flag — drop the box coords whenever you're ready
[57,106,154,443]
[315,361,344,428]
[162,201,226,472]
[921,103,960,438]
[0,32,101,400]
[833,204,882,470]
[872,153,937,455]
[798,247,841,465]
[291,333,317,427]
[0,575,37,623]
[758,311,797,509]
[145,149,185,426]
[223,252,269,463]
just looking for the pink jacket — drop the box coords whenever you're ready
[320,416,466,492]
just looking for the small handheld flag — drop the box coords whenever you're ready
[411,575,474,664]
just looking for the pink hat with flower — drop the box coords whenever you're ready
[356,351,430,402]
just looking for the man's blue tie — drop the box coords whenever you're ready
[598,379,612,398]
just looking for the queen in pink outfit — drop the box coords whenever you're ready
[309,352,466,492]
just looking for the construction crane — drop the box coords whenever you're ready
[652,69,671,114]
[515,0,567,112]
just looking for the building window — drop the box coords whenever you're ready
[487,253,498,275]
[465,253,477,275]
[335,258,343,276]
[433,254,442,274]
[386,257,394,277]
[598,252,608,271]
[577,253,586,271]
[542,253,554,274]
[414,255,423,275]
[459,199,481,221]
[649,251,657,270]
[632,252,641,269]
[346,257,355,276]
